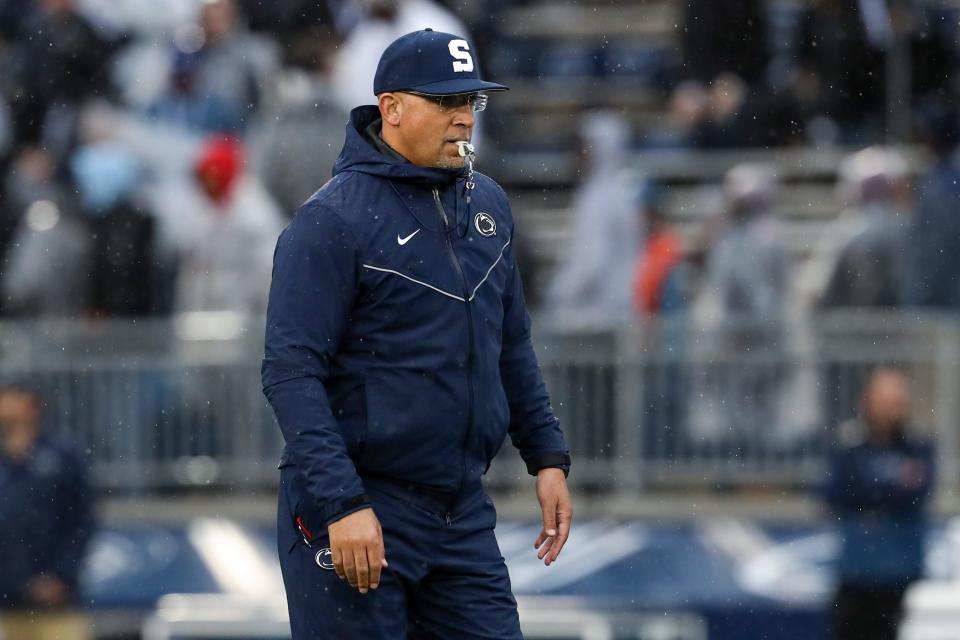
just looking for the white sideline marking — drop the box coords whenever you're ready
[188,518,283,596]
[506,522,648,592]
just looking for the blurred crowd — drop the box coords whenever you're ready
[0,0,956,322]
[548,106,960,325]
[0,0,955,449]
[0,0,479,320]
[545,103,960,448]
[650,0,959,148]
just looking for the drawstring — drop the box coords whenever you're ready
[457,142,476,238]
[457,179,471,238]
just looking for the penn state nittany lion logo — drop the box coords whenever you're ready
[315,548,335,570]
[474,212,496,237]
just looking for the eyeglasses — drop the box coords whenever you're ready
[404,91,488,113]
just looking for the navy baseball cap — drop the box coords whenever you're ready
[373,29,508,96]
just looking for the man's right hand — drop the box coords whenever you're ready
[327,507,388,594]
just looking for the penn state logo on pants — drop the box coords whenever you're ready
[315,548,335,570]
[474,212,496,237]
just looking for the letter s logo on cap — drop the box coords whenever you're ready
[449,40,474,73]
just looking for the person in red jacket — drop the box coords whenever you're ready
[632,181,684,315]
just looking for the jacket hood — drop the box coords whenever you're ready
[332,106,464,186]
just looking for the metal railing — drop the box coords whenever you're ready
[489,311,959,497]
[2,310,957,496]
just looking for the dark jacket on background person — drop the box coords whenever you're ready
[0,433,95,607]
[681,0,769,86]
[0,6,116,149]
[796,0,885,125]
[825,426,934,587]
[907,155,960,308]
[88,200,158,316]
[820,204,908,309]
[262,106,570,526]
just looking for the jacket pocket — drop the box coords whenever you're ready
[282,465,329,553]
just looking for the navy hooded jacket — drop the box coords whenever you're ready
[0,433,94,607]
[824,424,934,586]
[262,106,570,525]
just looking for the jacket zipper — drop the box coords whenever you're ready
[432,187,474,511]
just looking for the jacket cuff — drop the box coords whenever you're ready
[320,492,372,526]
[525,452,571,477]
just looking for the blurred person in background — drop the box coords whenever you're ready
[70,142,159,318]
[825,367,934,640]
[689,164,789,445]
[70,145,168,493]
[631,179,689,459]
[794,0,887,144]
[330,0,468,111]
[678,0,775,147]
[680,0,769,88]
[0,0,119,160]
[652,73,793,149]
[632,180,685,317]
[807,146,912,429]
[689,74,752,149]
[235,0,335,46]
[173,136,282,468]
[641,81,707,149]
[0,382,95,640]
[74,101,209,313]
[184,0,280,132]
[545,111,642,327]
[688,72,794,148]
[1,147,92,317]
[907,101,960,308]
[173,136,282,316]
[146,48,244,135]
[251,29,349,215]
[818,146,911,309]
[895,2,957,107]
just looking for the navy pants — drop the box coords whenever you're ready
[277,466,523,639]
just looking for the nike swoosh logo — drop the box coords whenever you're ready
[397,229,421,245]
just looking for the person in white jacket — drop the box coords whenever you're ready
[173,136,284,316]
[545,111,644,327]
[330,0,468,112]
[689,163,791,445]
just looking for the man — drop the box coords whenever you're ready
[0,382,95,640]
[818,146,910,310]
[689,164,790,444]
[262,29,573,639]
[545,111,641,327]
[812,147,911,428]
[188,0,279,130]
[906,100,960,309]
[825,367,934,640]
